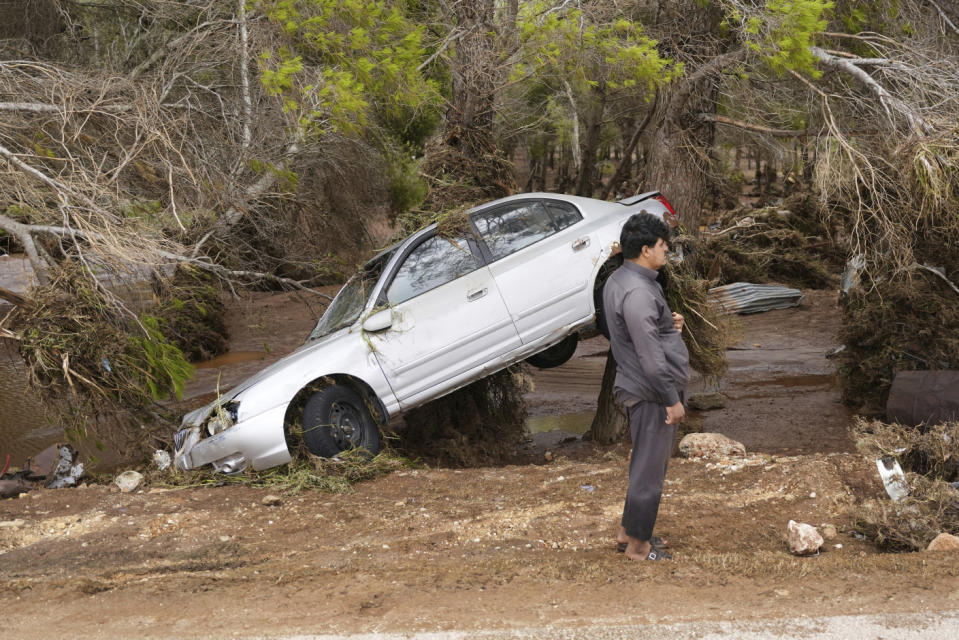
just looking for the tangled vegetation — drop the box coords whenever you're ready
[664,259,731,383]
[396,368,531,467]
[851,419,959,551]
[163,449,414,495]
[696,193,843,290]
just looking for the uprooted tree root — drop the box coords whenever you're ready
[395,367,531,467]
[664,260,730,382]
[697,193,843,290]
[0,263,215,466]
[5,263,192,409]
[837,269,959,412]
[851,419,959,551]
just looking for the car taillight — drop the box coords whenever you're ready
[654,194,679,229]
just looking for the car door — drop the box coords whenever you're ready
[471,199,595,344]
[369,231,521,407]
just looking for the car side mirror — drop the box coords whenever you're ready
[361,308,393,333]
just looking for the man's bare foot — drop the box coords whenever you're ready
[616,525,628,546]
[616,525,669,550]
[623,537,652,561]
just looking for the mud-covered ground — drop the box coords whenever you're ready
[2,290,958,639]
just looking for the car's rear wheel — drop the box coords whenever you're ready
[302,385,380,458]
[526,333,578,369]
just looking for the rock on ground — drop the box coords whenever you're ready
[788,520,823,556]
[687,392,728,411]
[678,432,746,459]
[926,532,959,551]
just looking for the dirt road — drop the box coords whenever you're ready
[1,290,957,639]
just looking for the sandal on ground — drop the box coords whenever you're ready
[616,536,669,553]
[645,547,672,561]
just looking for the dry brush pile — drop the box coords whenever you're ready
[852,419,959,551]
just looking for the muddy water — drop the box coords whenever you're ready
[0,352,56,466]
[526,411,593,434]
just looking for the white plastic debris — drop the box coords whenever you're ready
[153,450,171,471]
[876,457,909,501]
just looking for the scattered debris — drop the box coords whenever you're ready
[926,532,959,551]
[885,370,959,427]
[852,419,959,550]
[876,458,909,501]
[1,444,85,499]
[708,283,804,315]
[787,520,823,556]
[840,254,866,298]
[114,470,144,493]
[153,450,172,471]
[678,433,746,459]
[687,392,728,411]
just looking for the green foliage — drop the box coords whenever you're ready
[256,0,436,137]
[387,150,427,213]
[129,315,194,401]
[739,0,832,76]
[515,2,679,95]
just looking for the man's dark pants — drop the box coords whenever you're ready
[621,401,676,541]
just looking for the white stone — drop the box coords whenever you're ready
[787,520,823,556]
[678,433,746,459]
[114,470,144,493]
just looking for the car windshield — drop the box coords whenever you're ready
[306,247,396,342]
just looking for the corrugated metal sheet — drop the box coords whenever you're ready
[708,282,804,315]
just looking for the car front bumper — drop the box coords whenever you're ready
[173,403,292,472]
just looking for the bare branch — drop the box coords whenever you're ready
[810,46,935,137]
[929,0,959,37]
[700,113,813,137]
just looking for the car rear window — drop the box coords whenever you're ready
[472,201,557,260]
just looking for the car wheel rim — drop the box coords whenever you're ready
[328,401,361,450]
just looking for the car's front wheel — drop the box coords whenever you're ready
[526,333,578,369]
[302,385,380,458]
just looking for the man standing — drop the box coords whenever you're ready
[604,212,690,562]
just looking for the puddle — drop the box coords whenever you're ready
[194,351,268,369]
[526,411,594,435]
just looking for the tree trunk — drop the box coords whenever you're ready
[585,352,628,444]
[447,0,496,158]
[575,85,607,197]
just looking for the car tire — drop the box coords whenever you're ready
[594,255,623,340]
[301,385,380,458]
[526,333,578,369]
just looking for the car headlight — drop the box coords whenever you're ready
[206,401,240,436]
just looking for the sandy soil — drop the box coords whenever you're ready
[1,289,957,639]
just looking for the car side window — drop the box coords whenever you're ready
[472,201,557,260]
[545,201,583,230]
[386,234,479,305]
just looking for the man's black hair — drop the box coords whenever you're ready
[620,211,669,260]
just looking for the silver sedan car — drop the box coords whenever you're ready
[174,191,676,473]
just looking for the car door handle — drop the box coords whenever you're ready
[467,288,488,302]
[571,237,590,251]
